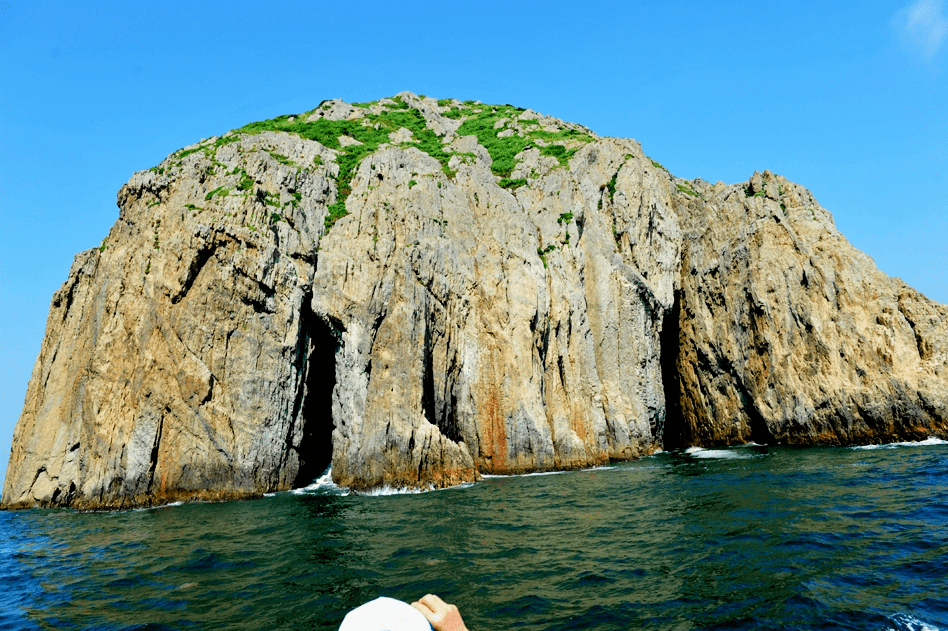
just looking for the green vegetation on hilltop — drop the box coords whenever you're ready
[455,105,593,177]
[441,106,466,119]
[172,96,599,233]
[499,178,527,190]
[233,99,458,231]
[540,143,580,168]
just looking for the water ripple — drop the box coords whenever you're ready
[1,443,946,630]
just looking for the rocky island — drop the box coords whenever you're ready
[3,92,947,510]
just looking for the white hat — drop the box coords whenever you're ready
[339,597,433,631]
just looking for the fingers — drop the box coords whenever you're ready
[411,595,467,631]
[411,594,445,624]
[418,593,449,612]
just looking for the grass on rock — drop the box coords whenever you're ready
[171,96,599,234]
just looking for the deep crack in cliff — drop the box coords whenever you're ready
[293,302,339,488]
[660,290,685,450]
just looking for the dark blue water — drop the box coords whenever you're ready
[2,440,947,631]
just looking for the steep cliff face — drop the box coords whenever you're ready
[667,171,948,447]
[4,93,947,509]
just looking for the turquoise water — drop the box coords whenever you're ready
[1,440,946,630]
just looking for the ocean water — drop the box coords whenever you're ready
[1,440,946,631]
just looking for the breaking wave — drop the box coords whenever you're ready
[290,467,478,497]
[684,446,755,460]
[888,612,945,631]
[291,466,347,496]
[854,437,948,451]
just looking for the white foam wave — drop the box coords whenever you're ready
[359,479,485,495]
[358,485,432,496]
[290,467,481,497]
[887,612,945,631]
[580,465,617,472]
[685,446,752,460]
[291,466,347,495]
[854,437,948,451]
[130,500,184,512]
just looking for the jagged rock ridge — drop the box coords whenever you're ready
[3,92,947,509]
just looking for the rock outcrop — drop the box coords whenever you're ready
[4,93,947,509]
[668,172,948,447]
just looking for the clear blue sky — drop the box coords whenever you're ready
[2,0,946,488]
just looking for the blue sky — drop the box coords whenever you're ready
[1,0,946,488]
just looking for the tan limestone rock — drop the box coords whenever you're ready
[667,170,948,446]
[3,95,946,510]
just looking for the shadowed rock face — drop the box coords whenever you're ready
[3,93,947,509]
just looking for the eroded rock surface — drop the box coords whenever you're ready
[668,171,948,446]
[4,93,947,509]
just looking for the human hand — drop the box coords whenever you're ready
[411,593,470,631]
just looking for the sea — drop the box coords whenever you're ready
[1,439,946,631]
